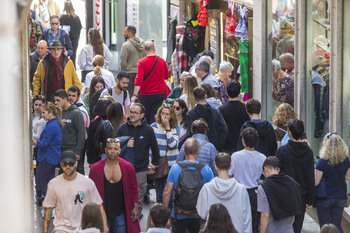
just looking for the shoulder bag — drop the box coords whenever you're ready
[333,164,350,206]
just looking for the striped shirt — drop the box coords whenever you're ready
[150,122,180,166]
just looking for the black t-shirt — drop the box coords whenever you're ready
[104,174,125,218]
[219,100,250,154]
[59,14,82,39]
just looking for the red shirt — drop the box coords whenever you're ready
[135,55,169,95]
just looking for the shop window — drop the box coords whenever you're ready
[305,0,330,153]
[267,0,296,121]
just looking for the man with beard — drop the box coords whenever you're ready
[43,150,108,233]
[120,26,146,96]
[89,138,140,233]
[101,71,131,118]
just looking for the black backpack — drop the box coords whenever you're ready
[174,162,205,216]
[89,87,127,119]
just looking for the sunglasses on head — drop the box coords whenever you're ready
[34,95,45,100]
[327,132,338,139]
[106,138,120,143]
[61,162,75,167]
[163,103,172,108]
[51,22,59,25]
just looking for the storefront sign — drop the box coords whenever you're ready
[127,0,139,36]
[209,18,220,69]
[93,0,103,32]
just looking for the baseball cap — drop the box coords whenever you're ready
[60,150,77,163]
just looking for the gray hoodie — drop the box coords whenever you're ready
[120,38,147,73]
[196,177,252,233]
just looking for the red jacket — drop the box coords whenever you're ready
[89,158,140,233]
[135,55,169,95]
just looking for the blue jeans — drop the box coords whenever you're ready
[316,198,346,233]
[36,159,56,196]
[107,212,126,233]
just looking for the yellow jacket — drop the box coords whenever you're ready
[32,55,81,96]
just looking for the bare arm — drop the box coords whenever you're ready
[131,86,141,103]
[315,169,323,186]
[43,207,53,233]
[85,87,90,94]
[124,105,130,118]
[346,168,350,181]
[260,212,269,233]
[163,182,174,207]
[99,204,108,233]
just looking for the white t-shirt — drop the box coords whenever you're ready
[100,87,130,114]
[81,69,116,97]
[43,173,103,233]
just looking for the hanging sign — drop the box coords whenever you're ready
[93,0,103,32]
[127,0,139,36]
[209,17,220,68]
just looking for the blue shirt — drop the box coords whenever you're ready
[167,160,214,219]
[316,157,350,199]
[202,73,219,89]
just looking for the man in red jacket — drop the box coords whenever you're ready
[89,138,140,233]
[131,40,170,124]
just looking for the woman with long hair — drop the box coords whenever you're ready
[150,104,180,203]
[83,76,106,115]
[86,97,114,166]
[76,203,104,233]
[179,75,198,110]
[315,133,350,233]
[33,95,47,147]
[32,102,63,201]
[94,102,125,158]
[200,203,238,233]
[172,98,188,148]
[272,103,308,147]
[78,28,113,82]
[59,0,82,67]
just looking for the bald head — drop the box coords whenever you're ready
[144,41,155,55]
[183,138,200,158]
[37,40,48,58]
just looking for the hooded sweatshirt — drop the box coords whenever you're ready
[61,104,85,155]
[196,177,252,233]
[237,120,277,157]
[120,38,147,73]
[276,140,315,205]
[187,103,228,150]
[115,117,160,172]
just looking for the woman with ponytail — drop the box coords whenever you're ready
[82,55,116,97]
[33,102,63,201]
[78,28,113,82]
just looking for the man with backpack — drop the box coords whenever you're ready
[163,137,214,233]
[100,71,131,118]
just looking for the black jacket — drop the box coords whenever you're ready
[186,103,228,150]
[261,174,302,220]
[86,117,103,164]
[276,140,315,205]
[115,118,160,172]
[237,120,277,157]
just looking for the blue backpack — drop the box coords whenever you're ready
[279,128,290,146]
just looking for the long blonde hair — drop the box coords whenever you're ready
[183,76,198,109]
[320,133,349,166]
[63,0,77,18]
[272,103,298,127]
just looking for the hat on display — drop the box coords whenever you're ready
[48,40,64,49]
[60,150,77,163]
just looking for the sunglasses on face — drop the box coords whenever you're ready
[51,22,59,25]
[61,162,75,167]
[106,138,120,143]
[174,106,181,111]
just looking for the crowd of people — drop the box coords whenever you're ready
[29,1,350,233]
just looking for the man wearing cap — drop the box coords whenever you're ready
[33,40,81,102]
[89,138,141,233]
[43,150,108,233]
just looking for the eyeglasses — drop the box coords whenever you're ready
[61,162,75,167]
[327,132,338,139]
[51,22,59,25]
[106,138,120,143]
[130,111,141,115]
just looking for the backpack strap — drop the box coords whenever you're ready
[108,87,113,96]
[193,162,205,171]
[178,161,204,171]
[199,141,208,150]
[123,90,127,105]
[143,56,160,82]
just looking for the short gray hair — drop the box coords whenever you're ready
[196,60,210,73]
[219,61,233,73]
[199,55,213,65]
[271,59,281,70]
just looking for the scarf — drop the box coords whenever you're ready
[48,55,64,98]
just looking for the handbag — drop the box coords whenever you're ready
[148,156,170,180]
[333,164,350,206]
